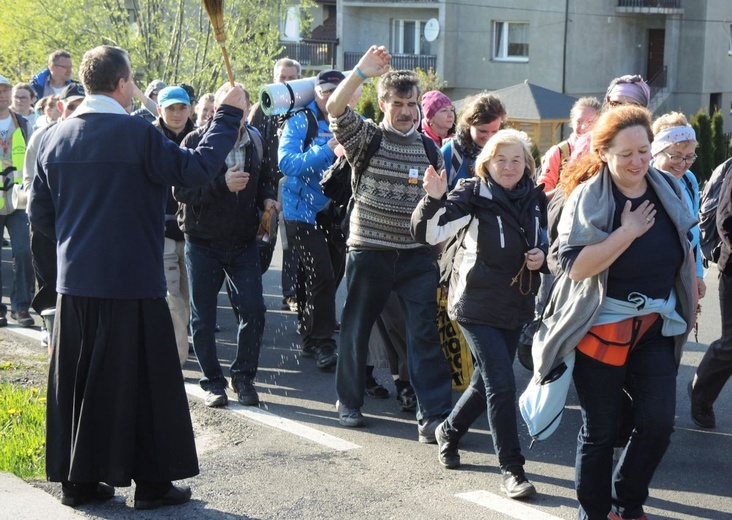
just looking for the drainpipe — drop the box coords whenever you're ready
[561,0,569,95]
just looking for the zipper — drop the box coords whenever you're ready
[497,215,505,248]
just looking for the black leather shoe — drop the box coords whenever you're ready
[500,467,536,499]
[315,343,337,370]
[61,482,115,507]
[134,484,192,510]
[235,380,260,406]
[688,381,716,428]
[436,421,460,469]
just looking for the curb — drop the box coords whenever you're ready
[0,472,83,519]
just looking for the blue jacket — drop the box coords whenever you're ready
[30,103,243,299]
[278,100,336,224]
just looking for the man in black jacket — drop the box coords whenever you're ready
[153,85,196,366]
[174,84,278,408]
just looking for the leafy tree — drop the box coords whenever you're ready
[414,67,448,94]
[355,81,382,123]
[690,109,713,184]
[0,0,291,100]
[711,109,728,168]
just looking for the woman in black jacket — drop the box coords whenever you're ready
[411,129,548,499]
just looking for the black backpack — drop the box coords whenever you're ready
[699,158,732,267]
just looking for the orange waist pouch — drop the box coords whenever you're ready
[576,313,659,366]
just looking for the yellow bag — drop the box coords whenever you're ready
[436,286,474,391]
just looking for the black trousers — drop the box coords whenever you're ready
[693,271,732,405]
[285,219,344,348]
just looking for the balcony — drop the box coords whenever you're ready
[344,52,436,71]
[617,0,682,14]
[278,40,337,69]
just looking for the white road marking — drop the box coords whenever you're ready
[457,490,564,520]
[185,382,361,451]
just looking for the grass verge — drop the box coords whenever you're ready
[0,367,46,479]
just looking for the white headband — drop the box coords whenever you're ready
[651,125,697,156]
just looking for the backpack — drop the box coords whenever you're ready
[699,158,732,267]
[277,108,318,152]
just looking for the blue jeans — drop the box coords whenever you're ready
[0,209,34,313]
[186,240,265,391]
[335,248,452,421]
[573,319,676,520]
[444,323,525,471]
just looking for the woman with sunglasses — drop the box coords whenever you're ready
[651,111,706,301]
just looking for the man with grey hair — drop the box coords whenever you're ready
[30,45,248,510]
[30,50,74,100]
[326,46,452,438]
[175,83,277,409]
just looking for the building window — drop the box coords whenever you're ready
[493,21,529,62]
[280,6,301,42]
[391,19,432,55]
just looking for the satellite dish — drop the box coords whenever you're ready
[424,18,440,42]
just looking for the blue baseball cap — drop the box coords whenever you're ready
[157,86,190,108]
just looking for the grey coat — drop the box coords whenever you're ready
[532,166,697,382]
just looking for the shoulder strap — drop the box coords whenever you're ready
[302,109,319,151]
[420,134,440,170]
[353,129,383,195]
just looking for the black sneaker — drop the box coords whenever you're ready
[395,381,417,412]
[235,380,259,406]
[315,343,337,370]
[204,387,228,408]
[11,310,35,328]
[688,380,716,428]
[134,484,192,510]
[0,312,7,327]
[301,343,317,358]
[436,421,460,469]
[500,467,536,499]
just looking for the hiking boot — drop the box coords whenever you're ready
[234,380,259,406]
[315,343,337,370]
[336,400,364,427]
[61,482,115,507]
[365,377,389,398]
[204,387,228,408]
[500,466,536,499]
[688,380,716,428]
[395,380,417,412]
[418,417,441,444]
[134,484,192,510]
[11,310,35,328]
[436,421,460,469]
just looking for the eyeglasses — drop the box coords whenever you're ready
[662,151,697,165]
[54,64,73,71]
[13,96,31,101]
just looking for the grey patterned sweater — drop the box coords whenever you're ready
[329,106,444,250]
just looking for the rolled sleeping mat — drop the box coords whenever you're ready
[258,70,355,116]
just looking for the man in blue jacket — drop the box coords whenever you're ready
[279,69,345,370]
[29,50,74,100]
[29,45,247,510]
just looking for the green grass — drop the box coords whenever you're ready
[0,379,46,479]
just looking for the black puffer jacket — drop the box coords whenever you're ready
[411,175,548,330]
[174,123,275,248]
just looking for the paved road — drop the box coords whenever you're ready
[2,240,731,519]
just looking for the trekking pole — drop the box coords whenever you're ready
[202,0,236,87]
